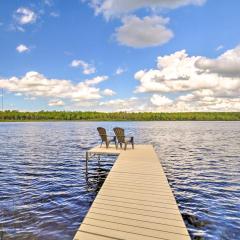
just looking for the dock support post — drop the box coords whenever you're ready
[85,151,89,176]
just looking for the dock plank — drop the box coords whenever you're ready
[73,145,190,240]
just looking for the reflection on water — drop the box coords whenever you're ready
[0,121,239,240]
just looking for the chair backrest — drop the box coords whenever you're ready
[113,127,125,143]
[97,127,107,142]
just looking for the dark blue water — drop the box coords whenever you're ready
[0,122,239,240]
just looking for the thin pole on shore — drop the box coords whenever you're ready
[1,88,3,111]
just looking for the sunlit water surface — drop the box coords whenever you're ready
[0,122,239,240]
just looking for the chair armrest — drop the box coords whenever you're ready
[126,136,134,142]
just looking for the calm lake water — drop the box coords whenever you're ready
[0,121,239,240]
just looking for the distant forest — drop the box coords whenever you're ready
[0,111,240,121]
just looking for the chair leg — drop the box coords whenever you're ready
[114,136,117,149]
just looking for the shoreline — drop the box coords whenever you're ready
[1,120,240,122]
[1,111,240,121]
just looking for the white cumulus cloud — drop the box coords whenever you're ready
[0,72,113,103]
[70,59,96,75]
[85,76,108,85]
[86,0,205,49]
[134,46,240,111]
[195,46,240,77]
[16,44,29,53]
[14,7,37,25]
[90,0,206,19]
[115,67,126,75]
[48,99,65,106]
[216,45,224,51]
[102,88,116,96]
[150,94,173,106]
[99,97,146,111]
[115,15,173,48]
[135,47,240,96]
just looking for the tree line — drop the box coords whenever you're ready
[0,111,240,121]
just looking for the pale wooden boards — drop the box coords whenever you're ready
[74,145,191,240]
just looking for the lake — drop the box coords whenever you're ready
[0,121,239,239]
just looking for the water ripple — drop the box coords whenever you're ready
[0,121,239,239]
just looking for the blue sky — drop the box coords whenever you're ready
[0,0,240,111]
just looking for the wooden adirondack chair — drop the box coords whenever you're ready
[113,127,134,150]
[97,127,116,148]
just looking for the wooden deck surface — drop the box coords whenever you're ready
[74,145,191,240]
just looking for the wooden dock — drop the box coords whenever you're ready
[74,145,191,240]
